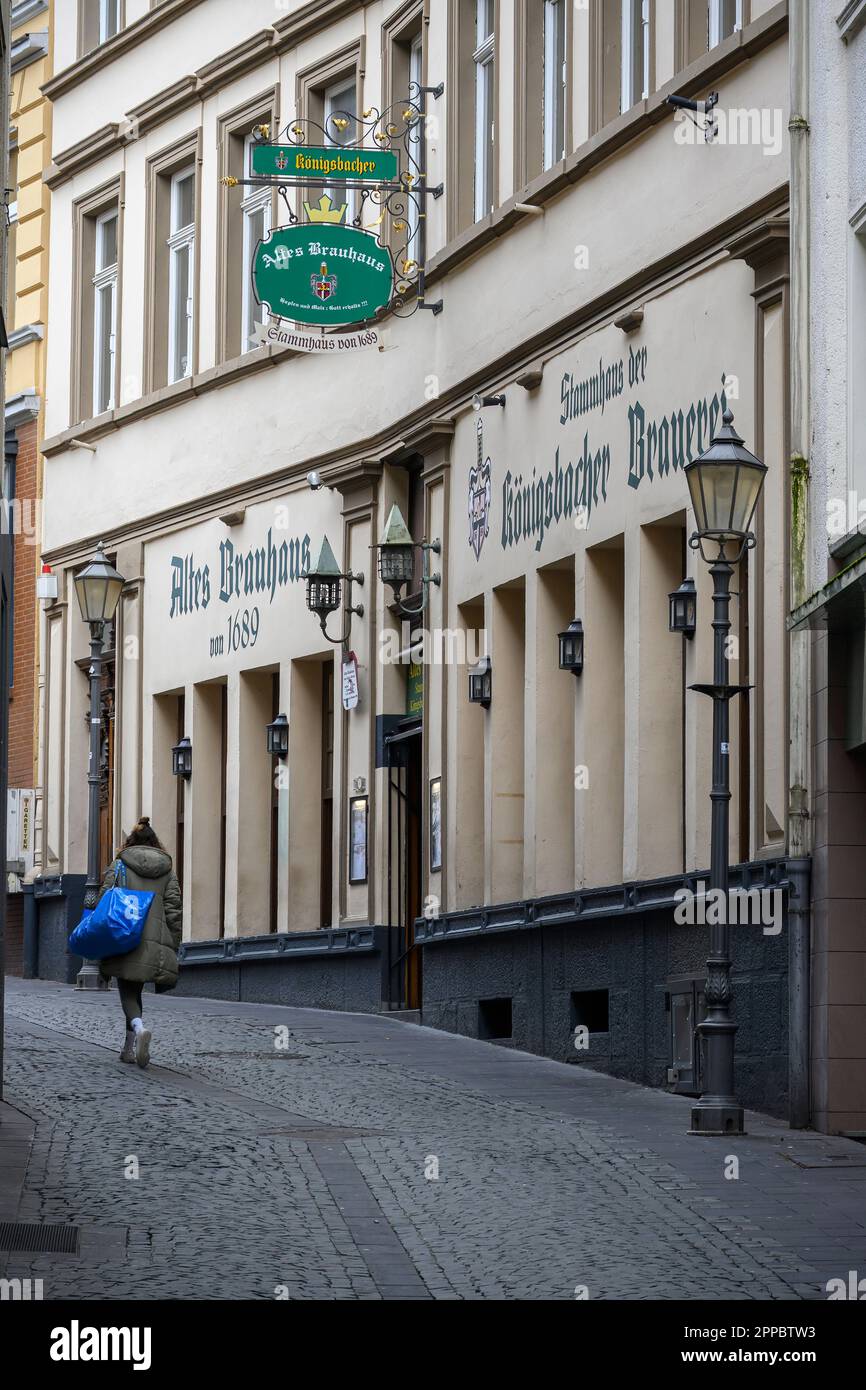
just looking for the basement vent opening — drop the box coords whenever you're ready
[0,1223,80,1254]
[478,997,513,1040]
[570,989,609,1032]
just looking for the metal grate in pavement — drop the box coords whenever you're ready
[781,1154,866,1170]
[0,1222,80,1254]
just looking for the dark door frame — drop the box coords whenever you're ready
[384,717,423,1010]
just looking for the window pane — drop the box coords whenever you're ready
[95,282,114,413]
[407,39,424,243]
[325,82,357,220]
[410,34,423,91]
[172,243,191,380]
[544,0,566,168]
[720,0,739,38]
[100,0,119,43]
[710,0,740,47]
[477,0,494,43]
[97,213,117,272]
[621,0,645,111]
[325,83,356,144]
[475,58,494,220]
[173,173,195,232]
[244,205,268,350]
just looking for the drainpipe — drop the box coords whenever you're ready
[788,0,811,1129]
[786,857,811,1128]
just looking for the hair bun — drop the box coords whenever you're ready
[138,816,150,827]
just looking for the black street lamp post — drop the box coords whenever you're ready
[73,543,125,990]
[684,411,767,1136]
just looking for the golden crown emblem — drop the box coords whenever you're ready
[303,194,348,225]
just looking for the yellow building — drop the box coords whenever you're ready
[5,0,52,972]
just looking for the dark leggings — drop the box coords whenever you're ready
[118,979,143,1032]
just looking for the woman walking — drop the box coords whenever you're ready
[97,817,183,1069]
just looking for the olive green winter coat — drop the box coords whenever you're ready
[97,846,183,991]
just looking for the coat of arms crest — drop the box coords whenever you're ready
[468,418,492,560]
[312,261,337,301]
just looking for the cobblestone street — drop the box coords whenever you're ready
[2,978,866,1301]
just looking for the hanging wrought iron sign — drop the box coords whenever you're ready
[251,143,398,183]
[253,218,394,327]
[222,83,444,329]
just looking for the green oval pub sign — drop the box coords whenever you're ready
[253,224,395,328]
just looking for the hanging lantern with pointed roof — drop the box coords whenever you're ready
[305,535,343,621]
[377,503,416,598]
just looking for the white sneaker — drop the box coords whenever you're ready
[135,1028,152,1069]
[120,1034,136,1064]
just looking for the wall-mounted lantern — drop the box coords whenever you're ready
[373,503,441,618]
[558,619,584,675]
[468,655,492,708]
[668,578,697,638]
[172,736,192,779]
[266,713,289,759]
[304,534,364,644]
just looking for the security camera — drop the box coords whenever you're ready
[306,470,323,490]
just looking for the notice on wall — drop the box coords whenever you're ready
[342,652,360,710]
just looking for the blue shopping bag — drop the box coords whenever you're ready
[68,859,154,960]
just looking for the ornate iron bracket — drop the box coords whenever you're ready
[221,83,445,321]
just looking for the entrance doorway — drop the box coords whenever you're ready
[385,718,423,1009]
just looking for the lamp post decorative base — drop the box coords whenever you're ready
[688,1102,745,1136]
[75,961,108,991]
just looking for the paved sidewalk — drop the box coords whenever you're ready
[2,976,866,1300]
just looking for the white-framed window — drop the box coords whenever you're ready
[324,77,358,225]
[167,166,195,384]
[99,0,120,44]
[92,209,118,415]
[543,0,566,169]
[473,0,495,221]
[241,135,272,353]
[621,0,650,112]
[709,0,742,48]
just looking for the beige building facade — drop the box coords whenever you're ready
[35,1,818,1121]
